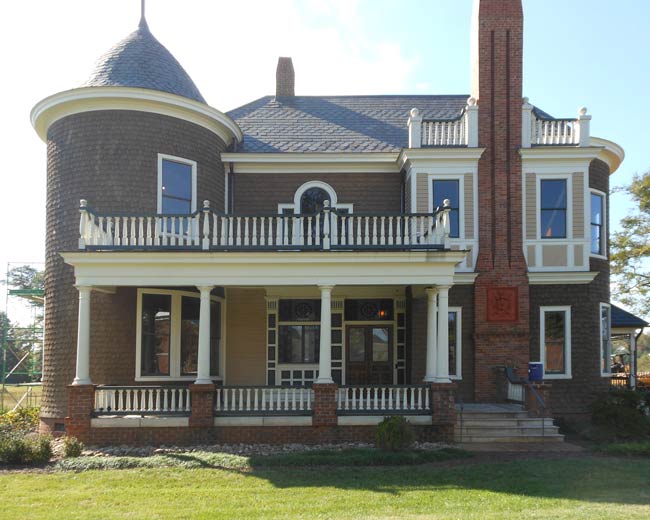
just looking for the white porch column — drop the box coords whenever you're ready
[195,285,214,384]
[72,285,92,385]
[316,284,334,384]
[630,332,637,390]
[435,285,452,383]
[423,287,438,382]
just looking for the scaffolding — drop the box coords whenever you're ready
[1,262,44,412]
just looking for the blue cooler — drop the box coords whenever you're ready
[528,362,544,382]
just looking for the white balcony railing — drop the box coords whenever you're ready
[214,386,314,415]
[94,386,191,415]
[408,98,479,148]
[78,200,452,251]
[421,118,466,146]
[337,385,431,414]
[522,102,591,148]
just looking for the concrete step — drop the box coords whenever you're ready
[455,434,565,443]
[456,418,556,428]
[456,412,530,421]
[456,426,561,437]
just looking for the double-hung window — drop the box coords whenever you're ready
[138,289,222,380]
[600,303,612,376]
[448,308,462,379]
[157,155,197,215]
[590,192,605,255]
[540,306,571,379]
[278,300,321,364]
[432,180,459,238]
[540,179,567,238]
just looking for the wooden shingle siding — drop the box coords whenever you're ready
[225,288,267,386]
[233,172,401,213]
[525,172,536,240]
[464,173,474,239]
[572,172,584,239]
[416,174,428,213]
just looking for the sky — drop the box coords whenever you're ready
[1,0,649,321]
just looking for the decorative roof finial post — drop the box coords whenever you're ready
[139,0,148,29]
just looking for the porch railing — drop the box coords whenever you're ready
[337,385,431,415]
[94,385,191,415]
[214,386,314,415]
[77,200,451,252]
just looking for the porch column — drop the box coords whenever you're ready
[316,284,334,384]
[195,285,214,385]
[72,285,92,385]
[423,287,438,382]
[630,332,637,389]
[435,285,451,383]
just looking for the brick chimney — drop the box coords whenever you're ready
[276,57,295,97]
[470,0,530,402]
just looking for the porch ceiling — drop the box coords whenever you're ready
[61,250,466,287]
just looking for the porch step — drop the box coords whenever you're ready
[453,404,564,444]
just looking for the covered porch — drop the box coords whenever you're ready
[62,248,465,444]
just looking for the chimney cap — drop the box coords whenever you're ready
[276,57,295,98]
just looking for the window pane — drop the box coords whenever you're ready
[210,301,220,377]
[161,196,192,215]
[372,328,389,362]
[349,327,365,362]
[141,294,171,376]
[544,311,565,374]
[433,180,459,238]
[448,312,457,377]
[303,325,320,363]
[162,160,192,200]
[541,209,566,238]
[300,187,330,214]
[590,193,602,225]
[344,299,393,321]
[541,180,567,209]
[601,306,611,373]
[591,225,602,255]
[279,300,321,322]
[180,296,200,376]
[279,325,320,363]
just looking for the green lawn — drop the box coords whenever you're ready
[0,384,42,411]
[1,457,649,519]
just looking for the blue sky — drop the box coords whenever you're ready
[0,0,648,318]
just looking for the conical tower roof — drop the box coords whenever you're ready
[81,17,205,103]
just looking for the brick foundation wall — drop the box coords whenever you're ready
[42,110,227,430]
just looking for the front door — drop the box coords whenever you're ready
[346,325,393,385]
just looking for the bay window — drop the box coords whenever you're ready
[432,179,460,238]
[591,191,605,255]
[540,179,567,238]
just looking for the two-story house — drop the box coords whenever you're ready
[31,0,623,445]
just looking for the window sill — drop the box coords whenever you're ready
[590,253,608,261]
[542,374,572,380]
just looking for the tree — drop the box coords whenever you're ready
[611,170,650,319]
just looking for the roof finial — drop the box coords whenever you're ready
[139,0,148,30]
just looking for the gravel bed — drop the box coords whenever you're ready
[80,441,452,458]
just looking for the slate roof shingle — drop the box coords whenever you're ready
[227,95,554,153]
[82,19,205,104]
[611,304,649,329]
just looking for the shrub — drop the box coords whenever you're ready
[375,416,415,451]
[63,436,84,458]
[591,389,650,440]
[0,433,52,465]
[0,407,40,434]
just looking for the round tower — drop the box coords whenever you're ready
[31,13,241,432]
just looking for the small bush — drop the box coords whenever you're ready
[0,433,52,465]
[0,407,40,434]
[591,389,650,441]
[598,441,650,457]
[63,436,84,458]
[375,416,415,451]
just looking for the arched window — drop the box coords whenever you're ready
[300,187,330,214]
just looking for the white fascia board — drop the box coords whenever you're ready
[520,146,622,173]
[31,87,243,145]
[453,273,479,285]
[590,137,625,173]
[398,148,486,171]
[527,271,598,285]
[61,250,466,287]
[221,152,400,174]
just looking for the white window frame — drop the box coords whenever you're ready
[427,174,465,240]
[537,174,572,240]
[448,307,462,380]
[135,288,225,382]
[589,189,607,259]
[157,154,198,214]
[600,302,612,377]
[539,305,572,379]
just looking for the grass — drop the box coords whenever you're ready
[0,384,42,411]
[1,456,649,519]
[596,441,650,457]
[53,448,470,472]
